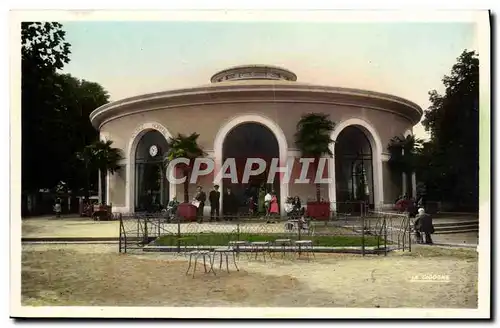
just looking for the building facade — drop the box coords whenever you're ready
[90,65,423,214]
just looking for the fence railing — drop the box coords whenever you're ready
[365,211,411,252]
[118,212,381,255]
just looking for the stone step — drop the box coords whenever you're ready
[433,220,479,227]
[434,223,478,231]
[434,227,479,234]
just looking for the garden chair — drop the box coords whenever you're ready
[274,238,292,259]
[249,241,271,262]
[228,240,248,259]
[185,250,215,278]
[209,247,240,274]
[293,239,315,261]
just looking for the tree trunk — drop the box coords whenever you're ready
[183,168,190,203]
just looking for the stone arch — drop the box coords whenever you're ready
[125,122,174,212]
[213,114,289,214]
[328,118,384,209]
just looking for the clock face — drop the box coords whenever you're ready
[149,145,158,157]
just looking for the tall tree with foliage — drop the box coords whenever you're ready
[22,22,71,192]
[421,50,479,209]
[76,140,122,204]
[56,74,110,193]
[22,22,110,195]
[166,133,206,203]
[295,113,336,202]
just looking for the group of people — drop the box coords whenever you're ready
[188,185,281,223]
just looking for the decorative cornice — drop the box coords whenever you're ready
[90,83,423,129]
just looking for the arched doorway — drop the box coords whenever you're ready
[335,126,374,209]
[222,123,280,215]
[134,130,170,212]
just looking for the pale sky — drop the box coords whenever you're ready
[60,21,478,140]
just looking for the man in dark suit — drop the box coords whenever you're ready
[223,187,237,220]
[209,185,221,222]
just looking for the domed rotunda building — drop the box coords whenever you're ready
[90,65,423,215]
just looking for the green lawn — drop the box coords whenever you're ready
[154,233,383,247]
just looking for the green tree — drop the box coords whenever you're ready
[22,22,71,192]
[166,133,206,203]
[55,74,110,193]
[75,145,94,200]
[77,140,122,204]
[22,22,110,196]
[421,50,479,209]
[295,113,336,202]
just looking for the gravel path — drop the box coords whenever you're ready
[21,243,478,308]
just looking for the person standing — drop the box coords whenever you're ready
[292,196,304,218]
[209,185,221,222]
[264,190,272,217]
[54,198,62,218]
[258,185,266,214]
[416,208,434,244]
[223,187,237,220]
[194,186,206,223]
[269,191,279,216]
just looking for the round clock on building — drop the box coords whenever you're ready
[149,145,158,157]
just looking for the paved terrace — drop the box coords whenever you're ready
[21,215,479,246]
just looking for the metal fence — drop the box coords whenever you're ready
[365,211,412,253]
[118,212,380,255]
[117,200,410,256]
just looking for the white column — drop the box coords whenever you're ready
[106,171,110,206]
[126,161,134,213]
[98,170,102,203]
[402,173,407,196]
[373,152,384,209]
[166,163,176,201]
[328,149,336,212]
[160,166,164,205]
[279,152,290,217]
[401,147,407,196]
[411,172,417,198]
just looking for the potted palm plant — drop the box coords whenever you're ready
[76,139,122,220]
[295,113,335,220]
[166,132,206,220]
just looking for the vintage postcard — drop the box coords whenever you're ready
[10,9,491,319]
